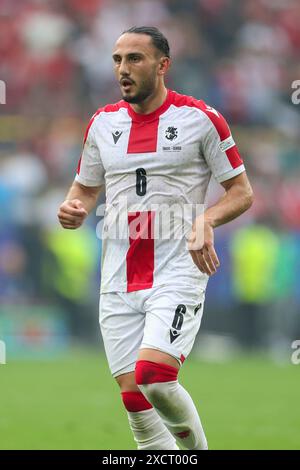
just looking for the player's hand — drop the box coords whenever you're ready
[188,217,220,275]
[57,199,88,230]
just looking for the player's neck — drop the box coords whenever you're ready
[129,86,168,115]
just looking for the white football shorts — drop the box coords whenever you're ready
[99,283,205,377]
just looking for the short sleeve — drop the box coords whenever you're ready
[201,104,245,183]
[75,119,105,187]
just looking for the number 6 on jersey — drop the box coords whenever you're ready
[136,168,147,196]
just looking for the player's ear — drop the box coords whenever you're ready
[158,56,171,75]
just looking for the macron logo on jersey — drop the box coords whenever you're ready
[112,131,123,144]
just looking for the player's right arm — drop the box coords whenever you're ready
[58,110,105,230]
[58,181,104,230]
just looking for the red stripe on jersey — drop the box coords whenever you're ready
[225,145,243,169]
[83,108,102,145]
[126,89,172,122]
[83,101,127,144]
[126,211,155,292]
[127,119,159,154]
[170,90,243,169]
[126,90,172,153]
[76,156,82,174]
[77,100,127,175]
[198,105,230,141]
[170,91,230,140]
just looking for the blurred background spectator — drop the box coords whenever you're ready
[1,0,300,356]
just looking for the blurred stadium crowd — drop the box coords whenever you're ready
[1,0,300,353]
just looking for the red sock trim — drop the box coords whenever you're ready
[135,360,179,385]
[121,391,153,412]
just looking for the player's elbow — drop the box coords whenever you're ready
[243,186,254,211]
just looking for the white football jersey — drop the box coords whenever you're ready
[75,89,245,293]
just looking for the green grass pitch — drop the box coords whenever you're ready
[0,350,299,449]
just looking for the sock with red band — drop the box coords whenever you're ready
[135,360,208,450]
[121,391,178,450]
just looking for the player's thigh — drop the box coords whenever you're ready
[138,348,180,369]
[99,292,145,377]
[141,284,205,365]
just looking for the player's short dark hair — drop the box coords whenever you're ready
[122,26,170,58]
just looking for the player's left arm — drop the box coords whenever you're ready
[188,171,253,275]
[188,102,254,275]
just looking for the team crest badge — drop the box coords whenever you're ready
[165,126,178,141]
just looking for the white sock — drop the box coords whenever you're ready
[121,390,179,450]
[139,381,208,450]
[127,408,179,450]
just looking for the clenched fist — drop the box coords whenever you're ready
[57,199,88,230]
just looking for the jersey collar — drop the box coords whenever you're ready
[125,89,172,122]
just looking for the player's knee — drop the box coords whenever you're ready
[138,382,170,408]
[135,360,178,407]
[115,371,138,392]
[116,371,153,412]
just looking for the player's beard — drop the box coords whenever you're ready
[122,75,156,104]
